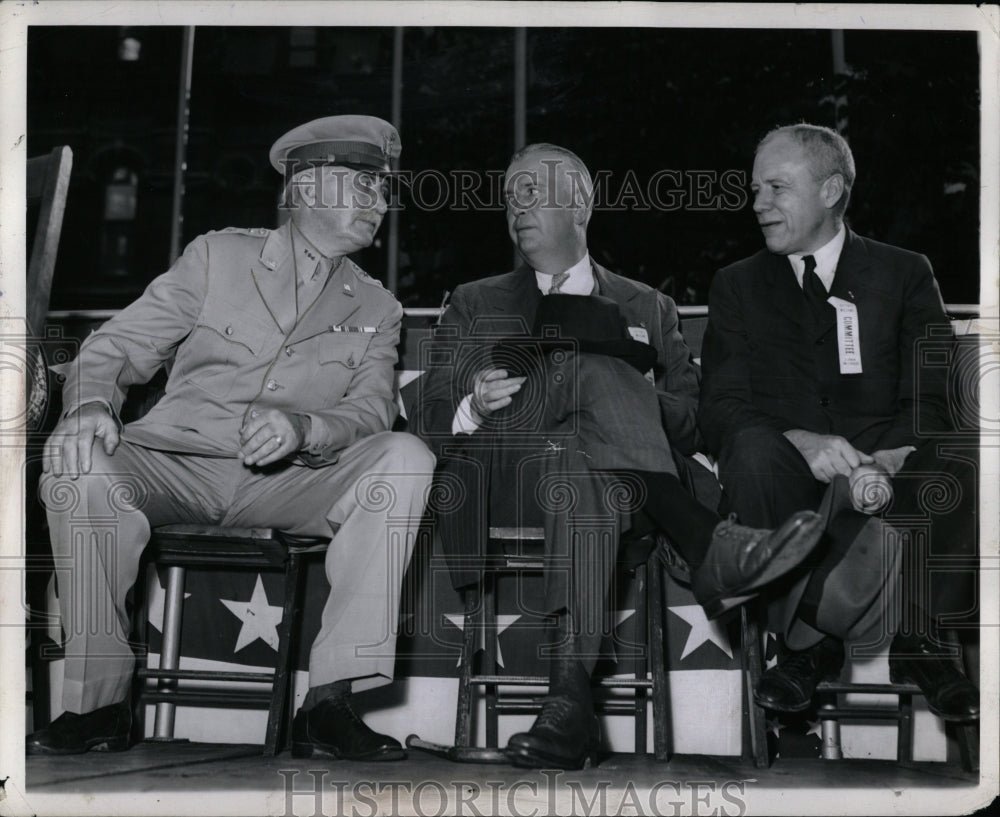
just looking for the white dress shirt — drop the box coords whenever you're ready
[787,225,847,293]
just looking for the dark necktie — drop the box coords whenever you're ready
[801,255,829,316]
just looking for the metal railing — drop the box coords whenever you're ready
[43,303,986,322]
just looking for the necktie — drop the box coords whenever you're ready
[548,271,570,293]
[801,255,829,316]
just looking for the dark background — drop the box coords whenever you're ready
[28,26,981,310]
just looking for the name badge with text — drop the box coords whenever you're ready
[628,326,655,383]
[628,326,650,344]
[827,296,862,374]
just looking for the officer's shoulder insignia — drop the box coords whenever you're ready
[207,226,268,238]
[348,261,385,290]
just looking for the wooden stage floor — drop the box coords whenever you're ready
[19,741,991,816]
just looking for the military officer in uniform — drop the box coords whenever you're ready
[29,115,435,759]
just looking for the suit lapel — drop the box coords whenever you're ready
[594,261,640,308]
[811,229,871,341]
[762,252,809,330]
[251,224,297,334]
[488,266,542,331]
[828,228,871,309]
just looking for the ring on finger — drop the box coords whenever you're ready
[274,434,283,446]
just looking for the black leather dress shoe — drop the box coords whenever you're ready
[754,636,845,713]
[291,695,405,760]
[26,700,131,755]
[889,633,980,721]
[692,510,825,618]
[506,657,600,769]
[505,696,601,770]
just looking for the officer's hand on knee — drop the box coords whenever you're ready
[239,408,307,466]
[43,403,120,478]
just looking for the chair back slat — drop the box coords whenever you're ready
[27,145,73,337]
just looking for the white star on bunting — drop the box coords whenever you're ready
[806,718,823,739]
[767,718,785,738]
[145,570,191,633]
[765,630,779,670]
[668,604,733,660]
[444,612,521,668]
[608,608,637,665]
[220,575,284,652]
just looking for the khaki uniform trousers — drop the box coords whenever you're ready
[41,431,435,714]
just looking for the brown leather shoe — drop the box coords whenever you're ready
[26,700,131,755]
[291,695,405,760]
[692,510,825,618]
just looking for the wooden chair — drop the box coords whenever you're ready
[745,626,978,772]
[131,525,328,756]
[25,145,73,729]
[452,525,671,761]
[26,145,73,426]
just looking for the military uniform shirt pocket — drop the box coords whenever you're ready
[173,296,275,398]
[312,333,375,403]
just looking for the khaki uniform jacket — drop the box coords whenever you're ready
[57,222,402,465]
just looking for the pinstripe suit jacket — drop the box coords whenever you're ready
[412,259,701,468]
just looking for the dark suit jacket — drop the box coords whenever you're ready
[698,229,952,456]
[413,259,701,461]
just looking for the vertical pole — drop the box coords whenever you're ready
[514,28,527,151]
[169,26,196,266]
[387,26,403,295]
[513,27,527,267]
[830,30,849,136]
[831,29,847,74]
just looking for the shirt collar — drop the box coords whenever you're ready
[535,254,595,295]
[788,224,847,292]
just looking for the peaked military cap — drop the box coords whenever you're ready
[269,115,401,175]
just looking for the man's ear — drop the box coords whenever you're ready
[821,173,845,211]
[572,200,592,226]
[287,167,318,208]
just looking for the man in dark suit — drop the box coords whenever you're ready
[413,143,827,769]
[699,123,979,721]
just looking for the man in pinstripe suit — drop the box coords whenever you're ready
[413,143,826,769]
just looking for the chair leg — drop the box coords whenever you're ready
[266,551,303,756]
[130,562,151,744]
[632,563,649,755]
[454,585,480,748]
[819,696,843,759]
[896,693,913,763]
[647,555,670,761]
[27,571,52,730]
[483,571,499,749]
[740,605,770,768]
[947,628,980,773]
[955,722,979,773]
[152,566,187,739]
